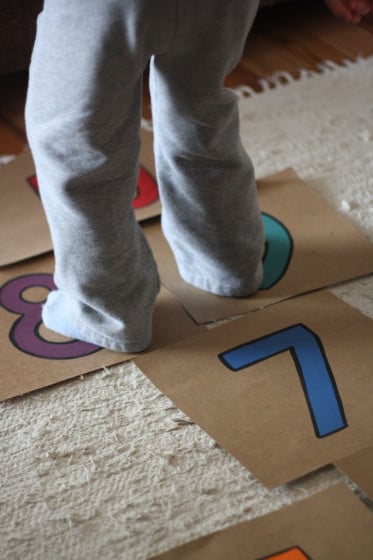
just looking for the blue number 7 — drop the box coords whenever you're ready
[219,324,347,438]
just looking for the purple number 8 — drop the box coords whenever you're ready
[0,274,100,359]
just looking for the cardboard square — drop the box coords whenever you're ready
[143,168,373,323]
[150,484,373,560]
[0,253,202,401]
[0,150,52,266]
[136,290,373,488]
[0,128,160,267]
[335,447,373,500]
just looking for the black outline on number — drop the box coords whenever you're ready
[218,323,347,438]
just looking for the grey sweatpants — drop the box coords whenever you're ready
[25,0,264,352]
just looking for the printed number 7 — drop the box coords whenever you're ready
[219,324,347,438]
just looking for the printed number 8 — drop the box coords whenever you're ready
[0,274,100,359]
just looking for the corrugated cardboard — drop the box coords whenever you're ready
[0,128,160,267]
[143,168,373,323]
[335,447,373,500]
[136,290,373,487]
[150,484,373,560]
[0,253,202,401]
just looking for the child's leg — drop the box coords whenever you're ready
[149,0,264,297]
[25,1,161,352]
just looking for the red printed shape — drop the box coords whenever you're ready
[27,175,39,194]
[28,166,159,209]
[132,167,159,208]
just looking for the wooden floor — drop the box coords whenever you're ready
[1,0,372,155]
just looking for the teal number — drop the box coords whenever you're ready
[261,213,293,290]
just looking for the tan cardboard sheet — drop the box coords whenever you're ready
[0,253,202,401]
[143,168,373,323]
[136,290,373,488]
[335,447,373,500]
[0,151,52,266]
[0,128,160,267]
[150,484,373,560]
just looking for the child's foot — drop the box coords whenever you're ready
[42,290,152,353]
[42,290,87,342]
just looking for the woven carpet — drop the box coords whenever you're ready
[1,56,372,560]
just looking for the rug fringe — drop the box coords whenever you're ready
[231,55,367,99]
[139,56,368,129]
[140,117,153,132]
[0,154,16,166]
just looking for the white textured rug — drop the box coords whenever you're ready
[1,57,372,560]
